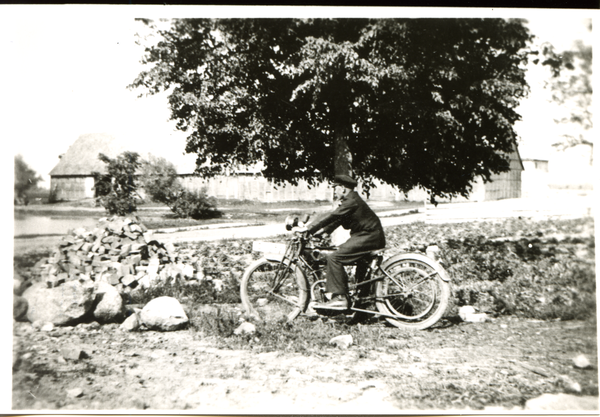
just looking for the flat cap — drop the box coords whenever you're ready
[333,174,358,188]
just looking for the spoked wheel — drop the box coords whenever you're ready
[375,253,450,330]
[240,258,309,322]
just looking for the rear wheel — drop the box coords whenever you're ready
[240,258,309,322]
[375,254,450,330]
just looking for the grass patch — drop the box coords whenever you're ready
[14,216,595,324]
[126,277,241,307]
[385,217,596,321]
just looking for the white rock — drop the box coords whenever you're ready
[137,275,151,289]
[525,393,598,410]
[213,279,224,292]
[182,264,195,278]
[14,277,27,296]
[560,375,582,394]
[464,313,489,323]
[329,334,353,349]
[139,296,188,331]
[23,281,95,326]
[573,354,592,369]
[234,322,256,335]
[61,347,87,361]
[256,298,268,307]
[93,282,125,323]
[66,388,84,398]
[458,305,476,321]
[120,313,141,332]
[40,323,54,332]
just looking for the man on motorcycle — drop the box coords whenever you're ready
[299,174,386,310]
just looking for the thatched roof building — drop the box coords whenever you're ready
[49,133,126,202]
[49,133,125,177]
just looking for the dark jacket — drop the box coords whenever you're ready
[307,191,385,248]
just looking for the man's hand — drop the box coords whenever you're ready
[291,226,308,234]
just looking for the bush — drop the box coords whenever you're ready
[15,154,43,204]
[139,155,182,204]
[137,155,222,220]
[384,217,595,321]
[93,152,142,216]
[168,189,222,220]
[438,234,596,320]
[190,309,240,337]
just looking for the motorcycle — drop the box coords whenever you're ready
[240,216,451,330]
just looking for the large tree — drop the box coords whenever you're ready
[130,18,533,201]
[545,38,593,162]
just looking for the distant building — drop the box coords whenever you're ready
[49,133,126,202]
[50,133,525,203]
[522,158,550,198]
[399,142,524,203]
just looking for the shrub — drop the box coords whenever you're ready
[190,309,239,337]
[139,155,183,204]
[384,217,595,321]
[127,278,240,307]
[438,234,596,320]
[137,155,222,220]
[15,154,43,204]
[93,152,142,215]
[168,189,222,220]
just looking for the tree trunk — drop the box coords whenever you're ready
[330,74,353,177]
[334,127,353,177]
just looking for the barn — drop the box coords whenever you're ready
[50,133,524,203]
[48,133,126,202]
[178,143,524,203]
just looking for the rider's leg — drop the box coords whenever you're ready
[315,234,382,310]
[314,251,369,310]
[327,231,383,286]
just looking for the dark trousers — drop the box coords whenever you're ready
[326,230,385,295]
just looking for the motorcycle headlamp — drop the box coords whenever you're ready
[285,214,311,231]
[285,215,300,231]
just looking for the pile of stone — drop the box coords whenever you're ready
[34,216,198,294]
[15,216,204,329]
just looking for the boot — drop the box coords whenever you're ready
[312,294,349,311]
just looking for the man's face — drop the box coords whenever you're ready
[332,184,347,201]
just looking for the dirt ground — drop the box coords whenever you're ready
[11,309,598,412]
[11,199,597,412]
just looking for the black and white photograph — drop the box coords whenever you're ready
[3,4,597,413]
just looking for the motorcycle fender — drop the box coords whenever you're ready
[263,253,285,262]
[382,252,451,282]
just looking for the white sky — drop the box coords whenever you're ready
[0,6,596,188]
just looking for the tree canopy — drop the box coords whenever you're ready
[546,38,593,159]
[130,18,534,201]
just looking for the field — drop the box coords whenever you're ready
[15,197,422,230]
[11,211,597,412]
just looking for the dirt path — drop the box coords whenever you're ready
[12,312,597,412]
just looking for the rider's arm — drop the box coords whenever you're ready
[306,197,359,235]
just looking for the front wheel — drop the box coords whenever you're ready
[375,253,450,330]
[240,258,309,322]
